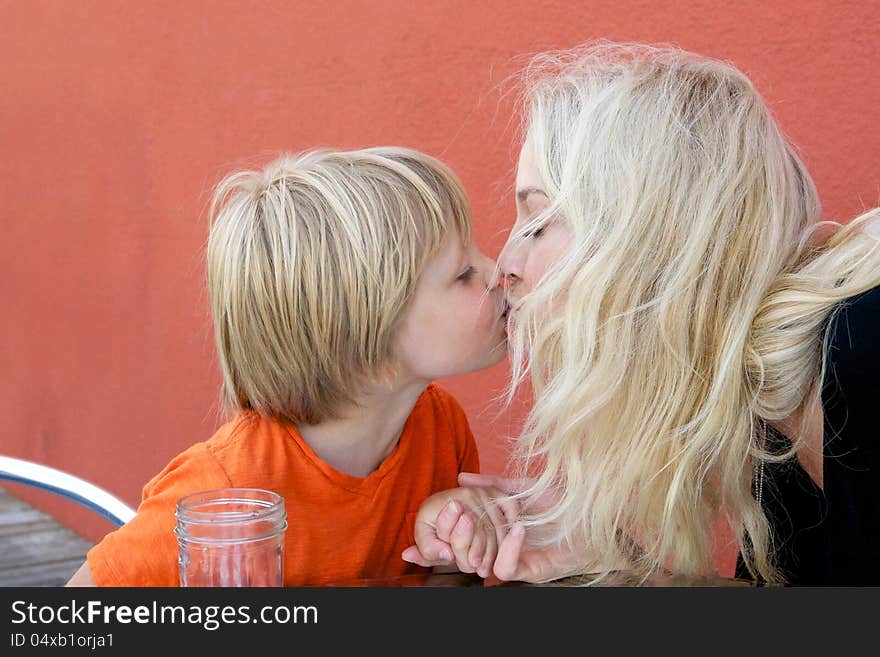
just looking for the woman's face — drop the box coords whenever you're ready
[500,137,573,319]
[394,226,508,382]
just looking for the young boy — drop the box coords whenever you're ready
[66,147,508,586]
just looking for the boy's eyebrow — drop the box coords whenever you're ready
[516,187,548,203]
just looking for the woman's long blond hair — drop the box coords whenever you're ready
[504,42,880,583]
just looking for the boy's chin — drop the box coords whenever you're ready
[435,343,509,379]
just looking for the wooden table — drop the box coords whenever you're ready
[0,487,92,586]
[327,571,761,587]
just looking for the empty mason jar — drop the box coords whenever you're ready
[174,488,287,587]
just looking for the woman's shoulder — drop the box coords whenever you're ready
[821,285,880,449]
[835,284,880,320]
[818,290,880,586]
[825,285,880,372]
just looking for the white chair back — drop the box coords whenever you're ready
[0,456,135,527]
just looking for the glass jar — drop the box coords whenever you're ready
[174,488,287,587]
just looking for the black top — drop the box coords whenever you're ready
[735,286,880,585]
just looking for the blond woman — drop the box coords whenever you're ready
[406,43,880,585]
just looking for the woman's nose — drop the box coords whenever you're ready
[478,252,504,290]
[499,239,524,286]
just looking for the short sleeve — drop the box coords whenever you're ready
[87,443,232,586]
[459,423,480,474]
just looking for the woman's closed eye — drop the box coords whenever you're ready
[457,265,477,282]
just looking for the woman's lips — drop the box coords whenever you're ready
[502,300,522,331]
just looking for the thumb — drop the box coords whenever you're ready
[493,523,527,582]
[401,545,435,568]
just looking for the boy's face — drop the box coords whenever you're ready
[394,227,508,382]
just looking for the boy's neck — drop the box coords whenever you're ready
[295,379,430,479]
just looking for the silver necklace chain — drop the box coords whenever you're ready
[754,458,765,506]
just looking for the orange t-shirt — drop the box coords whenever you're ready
[87,383,479,586]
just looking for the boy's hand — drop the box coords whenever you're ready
[401,485,517,578]
[456,472,594,583]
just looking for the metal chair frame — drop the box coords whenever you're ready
[0,456,135,527]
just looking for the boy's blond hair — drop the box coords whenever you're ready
[207,147,471,425]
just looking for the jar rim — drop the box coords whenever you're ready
[174,520,288,544]
[175,488,285,524]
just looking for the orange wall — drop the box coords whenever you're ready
[2,1,878,577]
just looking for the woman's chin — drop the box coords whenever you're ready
[484,340,510,368]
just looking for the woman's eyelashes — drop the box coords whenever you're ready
[457,265,477,282]
[519,208,550,239]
